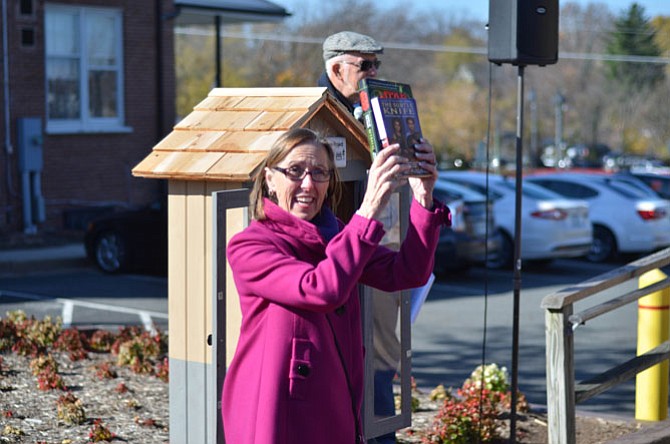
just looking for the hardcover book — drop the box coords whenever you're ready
[358,78,414,155]
[370,95,430,177]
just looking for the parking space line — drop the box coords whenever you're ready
[139,311,158,335]
[0,289,167,331]
[62,300,74,328]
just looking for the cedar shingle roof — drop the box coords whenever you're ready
[132,87,369,182]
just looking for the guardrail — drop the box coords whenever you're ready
[541,247,670,444]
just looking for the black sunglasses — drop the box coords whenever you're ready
[342,59,381,72]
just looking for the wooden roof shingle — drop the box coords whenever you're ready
[132,87,369,182]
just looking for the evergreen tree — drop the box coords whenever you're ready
[605,3,665,91]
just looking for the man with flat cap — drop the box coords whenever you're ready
[318,30,383,115]
[319,30,401,444]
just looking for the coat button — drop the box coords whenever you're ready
[335,306,346,315]
[296,364,310,377]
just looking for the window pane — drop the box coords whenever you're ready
[89,70,117,118]
[86,14,116,66]
[45,10,79,55]
[47,59,80,119]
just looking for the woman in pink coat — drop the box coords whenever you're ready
[222,128,449,443]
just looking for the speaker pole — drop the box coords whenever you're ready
[510,64,526,444]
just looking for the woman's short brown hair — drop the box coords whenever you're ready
[249,128,342,221]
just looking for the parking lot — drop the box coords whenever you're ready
[3,252,663,417]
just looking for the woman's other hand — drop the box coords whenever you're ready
[408,138,437,209]
[357,145,410,220]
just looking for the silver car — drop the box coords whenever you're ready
[439,171,592,268]
[433,180,501,274]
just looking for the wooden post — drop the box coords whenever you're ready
[545,305,576,444]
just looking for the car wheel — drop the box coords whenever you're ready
[94,231,127,273]
[486,231,513,269]
[586,225,616,263]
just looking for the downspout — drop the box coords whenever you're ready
[155,0,164,140]
[215,14,221,87]
[155,0,170,198]
[2,0,16,209]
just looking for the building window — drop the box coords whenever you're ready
[20,0,34,16]
[21,27,35,47]
[45,5,127,133]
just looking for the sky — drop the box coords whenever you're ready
[413,0,669,21]
[278,0,669,22]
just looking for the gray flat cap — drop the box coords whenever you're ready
[322,31,383,61]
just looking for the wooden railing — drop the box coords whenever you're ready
[541,247,670,444]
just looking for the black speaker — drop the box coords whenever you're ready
[488,0,559,66]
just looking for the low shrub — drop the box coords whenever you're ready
[57,392,86,425]
[423,363,529,444]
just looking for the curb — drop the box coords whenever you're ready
[0,244,89,277]
[0,257,90,277]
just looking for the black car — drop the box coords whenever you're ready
[84,201,167,274]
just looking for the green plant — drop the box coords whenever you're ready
[463,363,509,393]
[7,311,62,357]
[36,367,66,391]
[111,326,143,355]
[2,424,25,437]
[57,392,87,425]
[88,419,115,442]
[0,318,17,352]
[29,354,59,376]
[425,389,501,444]
[134,416,161,428]
[93,361,118,380]
[54,328,89,361]
[423,363,529,444]
[115,382,129,394]
[89,330,116,352]
[155,357,169,383]
[125,399,142,410]
[429,384,448,401]
[116,332,162,375]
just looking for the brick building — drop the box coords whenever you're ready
[0,0,289,237]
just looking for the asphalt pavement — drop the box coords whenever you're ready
[0,242,88,278]
[2,240,670,443]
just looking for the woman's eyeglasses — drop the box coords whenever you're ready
[342,59,381,72]
[273,166,332,183]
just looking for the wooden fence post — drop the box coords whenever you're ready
[545,305,576,444]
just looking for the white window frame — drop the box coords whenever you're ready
[45,4,130,134]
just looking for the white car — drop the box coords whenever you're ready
[438,171,592,268]
[526,171,670,262]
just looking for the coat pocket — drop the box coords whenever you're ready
[289,338,313,400]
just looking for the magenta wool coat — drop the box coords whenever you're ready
[222,198,448,444]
